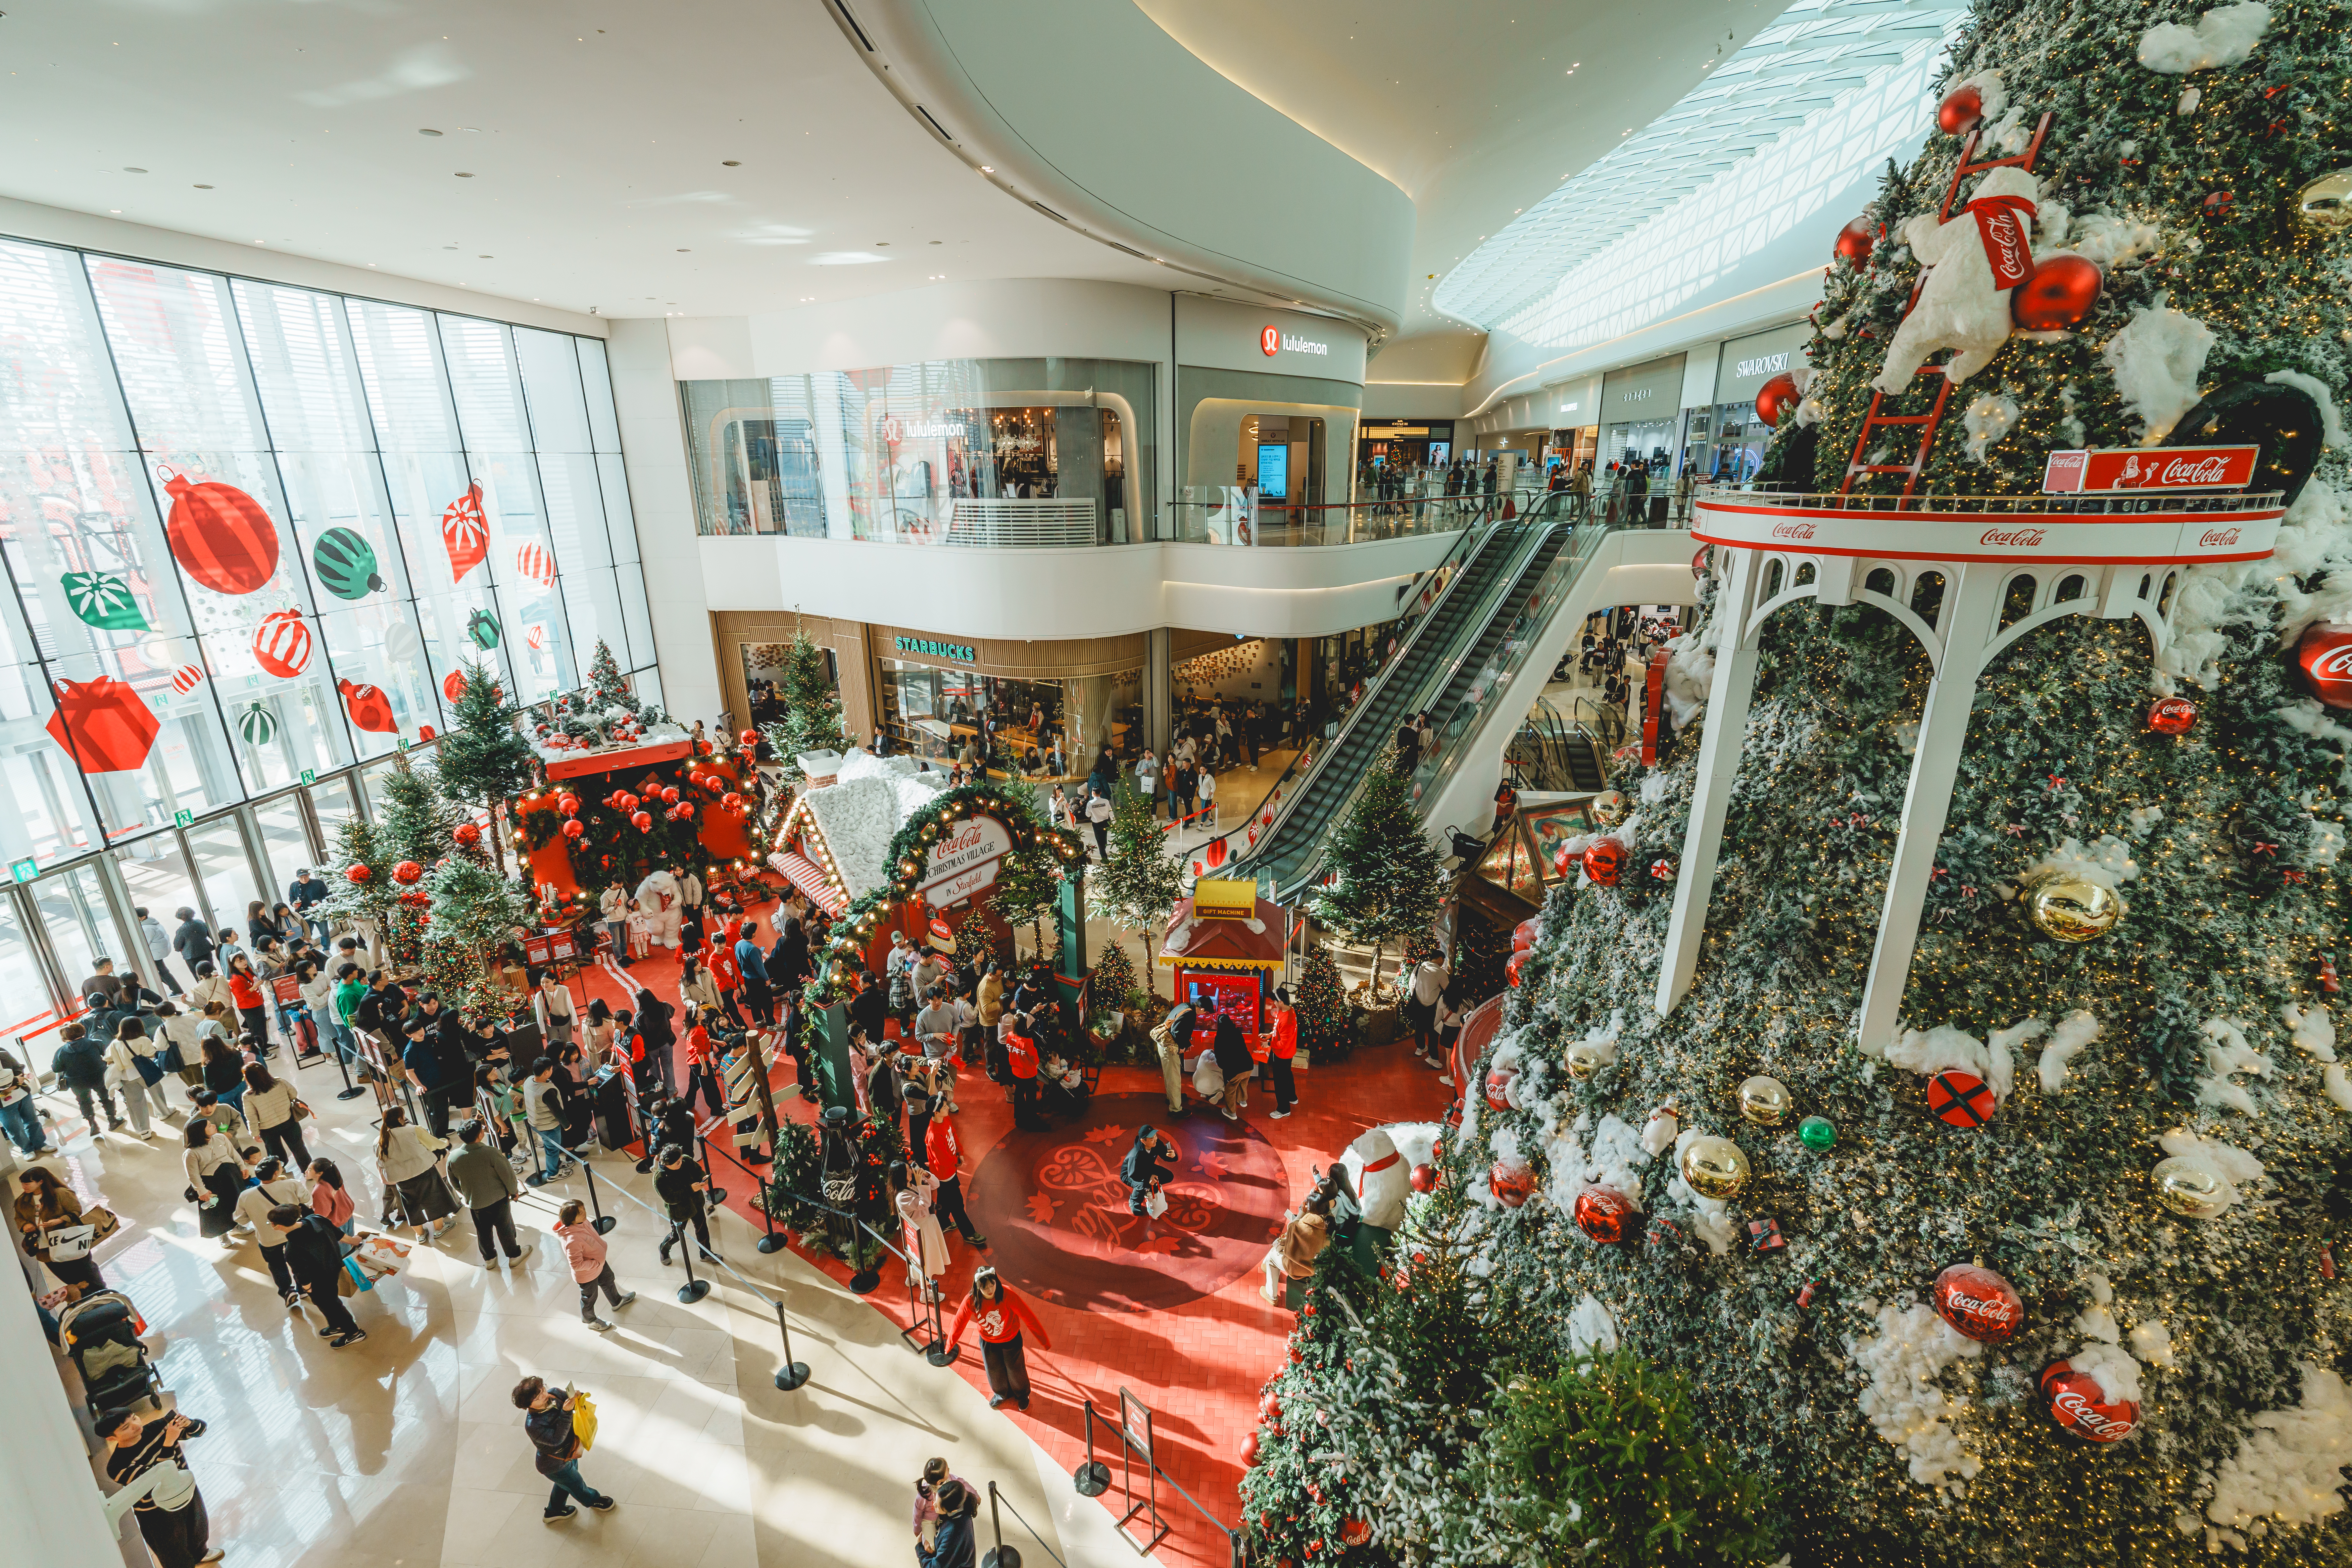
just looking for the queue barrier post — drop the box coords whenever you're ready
[580,1155,616,1235]
[982,1481,1022,1568]
[671,1218,711,1305]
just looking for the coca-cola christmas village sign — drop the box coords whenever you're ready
[918,814,1014,907]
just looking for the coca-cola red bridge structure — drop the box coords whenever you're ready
[1657,484,2286,1050]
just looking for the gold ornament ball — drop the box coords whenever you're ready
[2299,167,2352,228]
[2027,875,2120,942]
[1564,1041,1611,1080]
[1591,790,1629,827]
[1679,1134,1751,1200]
[1738,1075,1793,1127]
[2152,1156,2232,1219]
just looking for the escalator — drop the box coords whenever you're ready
[1561,728,1607,791]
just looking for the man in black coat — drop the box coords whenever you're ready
[271,1204,365,1345]
[170,908,215,971]
[287,869,331,942]
[51,1022,119,1133]
[652,1144,718,1267]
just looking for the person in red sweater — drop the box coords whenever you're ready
[1002,1015,1041,1132]
[680,1017,725,1120]
[1266,987,1299,1119]
[924,1109,987,1250]
[947,1265,1048,1410]
[707,943,744,1029]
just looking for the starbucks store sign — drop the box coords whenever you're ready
[896,634,975,663]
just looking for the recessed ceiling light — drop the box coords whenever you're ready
[979,165,994,174]
[455,172,474,178]
[723,160,741,167]
[419,129,442,137]
[443,245,458,250]
[109,208,120,214]
[930,240,943,245]
[478,254,492,258]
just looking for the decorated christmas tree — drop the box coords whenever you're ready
[320,816,396,966]
[760,625,851,781]
[434,665,535,876]
[380,757,478,870]
[1292,941,1352,1062]
[1257,7,2352,1565]
[423,856,532,1019]
[1089,783,1185,981]
[1309,768,1444,992]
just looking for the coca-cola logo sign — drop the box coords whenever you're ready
[1933,1263,2024,1343]
[2042,444,2261,493]
[2041,1360,2140,1443]
[2198,528,2242,548]
[1946,1290,2014,1323]
[919,815,1014,894]
[2051,1387,2137,1439]
[1980,527,2048,548]
[1770,521,1816,540]
[2296,623,2352,711]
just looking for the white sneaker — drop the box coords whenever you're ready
[614,1290,637,1309]
[585,1318,614,1332]
[1269,1110,1291,1120]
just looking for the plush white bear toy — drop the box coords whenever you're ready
[1872,165,2041,395]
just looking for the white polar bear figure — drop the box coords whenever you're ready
[1872,165,2041,395]
[633,866,682,949]
[1344,1122,1441,1231]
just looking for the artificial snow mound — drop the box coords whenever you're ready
[2200,1364,2352,1549]
[2102,294,2216,444]
[1847,1302,1984,1488]
[2137,1,2269,74]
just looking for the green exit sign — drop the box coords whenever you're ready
[8,858,34,884]
[299,769,316,785]
[397,737,410,753]
[173,809,194,828]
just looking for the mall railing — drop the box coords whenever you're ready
[1169,490,1497,546]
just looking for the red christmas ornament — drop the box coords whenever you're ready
[1408,1163,1437,1193]
[2148,695,2198,734]
[1582,839,1625,886]
[661,786,680,804]
[442,668,468,703]
[1932,1263,2023,1343]
[1834,214,1876,267]
[1926,1069,1997,1128]
[453,823,481,847]
[1505,949,1526,988]
[162,471,280,596]
[1511,918,1539,952]
[252,608,312,678]
[2040,1360,2139,1442]
[1692,545,1711,580]
[674,800,695,820]
[561,820,587,841]
[2011,254,2103,331]
[1484,1065,1517,1112]
[1489,1161,1535,1208]
[391,860,423,885]
[721,791,745,814]
[738,729,759,747]
[1240,1431,1260,1466]
[45,677,162,774]
[631,811,652,833]
[418,724,436,742]
[344,864,372,885]
[1341,1519,1371,1549]
[1573,1186,1638,1246]
[1937,82,1983,135]
[1259,1391,1281,1422]
[1754,372,1801,429]
[2294,623,2352,709]
[556,793,580,818]
[618,792,640,814]
[337,679,399,734]
[170,664,205,695]
[441,482,489,583]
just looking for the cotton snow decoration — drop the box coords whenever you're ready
[2137,1,2269,74]
[2130,1320,2177,1371]
[1962,393,2021,462]
[2068,212,2165,269]
[2266,368,2348,448]
[2196,1364,2352,1554]
[2036,1010,2102,1092]
[1874,166,2042,394]
[2282,1003,2337,1062]
[2101,294,2216,443]
[1885,1020,2016,1099]
[1847,1303,1984,1488]
[1569,1294,1620,1357]
[2026,834,2140,892]
[2194,1017,2273,1114]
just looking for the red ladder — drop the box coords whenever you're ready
[1839,112,2055,497]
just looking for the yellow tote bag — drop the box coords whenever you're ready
[571,1391,599,1453]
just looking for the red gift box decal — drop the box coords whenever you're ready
[46,677,161,773]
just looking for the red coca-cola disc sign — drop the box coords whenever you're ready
[2297,623,2352,710]
[2040,1360,2140,1442]
[1932,1262,2023,1343]
[2042,445,2261,493]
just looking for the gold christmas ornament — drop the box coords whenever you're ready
[2298,167,2352,228]
[2152,1156,2232,1218]
[1738,1075,1793,1127]
[1590,790,1629,827]
[2026,875,2120,942]
[1679,1135,1751,1200]
[1564,1041,1612,1080]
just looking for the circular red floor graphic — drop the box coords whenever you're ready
[968,1092,1289,1313]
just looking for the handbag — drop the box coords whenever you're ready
[293,1097,314,1121]
[134,1052,165,1087]
[46,1222,96,1262]
[85,1206,121,1243]
[1144,1187,1168,1219]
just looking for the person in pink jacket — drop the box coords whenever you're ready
[555,1199,637,1331]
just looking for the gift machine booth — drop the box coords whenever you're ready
[1157,877,1283,1049]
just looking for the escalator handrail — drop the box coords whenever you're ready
[1233,509,1537,886]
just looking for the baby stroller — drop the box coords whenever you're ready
[58,1289,160,1418]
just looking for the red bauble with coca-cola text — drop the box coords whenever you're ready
[1938,83,1983,135]
[2040,1360,2140,1442]
[1834,214,1875,267]
[2011,254,2103,331]
[2148,695,2198,734]
[1484,1065,1517,1112]
[1573,1186,1638,1245]
[1932,1262,2024,1343]
[2295,622,2352,709]
[1490,1161,1536,1208]
[1755,372,1801,429]
[1582,838,1625,886]
[1341,1519,1371,1548]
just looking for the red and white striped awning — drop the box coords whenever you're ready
[770,851,848,916]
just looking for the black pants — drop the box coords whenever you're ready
[1011,1075,1038,1130]
[934,1174,979,1241]
[71,1082,120,1131]
[258,1118,312,1173]
[579,1262,624,1321]
[472,1198,522,1261]
[238,1006,272,1054]
[1269,1056,1296,1112]
[686,1066,727,1120]
[419,1087,453,1139]
[132,1492,211,1568]
[260,1244,296,1298]
[303,1276,358,1337]
[981,1333,1032,1407]
[1091,821,1109,858]
[660,1203,712,1261]
[906,1111,931,1168]
[150,958,184,996]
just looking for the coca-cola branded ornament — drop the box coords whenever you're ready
[2040,1360,2139,1442]
[1582,839,1625,886]
[1341,1518,1372,1549]
[253,608,312,678]
[1755,372,1801,428]
[2010,253,2102,331]
[391,860,424,885]
[162,470,281,596]
[1573,1186,1637,1245]
[337,679,398,734]
[1833,214,1876,267]
[2295,623,2352,710]
[1505,949,1527,988]
[45,677,161,774]
[1490,1161,1536,1208]
[1484,1065,1517,1112]
[1932,1263,2023,1343]
[1937,82,1984,135]
[2147,695,2199,734]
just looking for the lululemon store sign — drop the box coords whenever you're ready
[919,815,1014,906]
[1262,325,1330,358]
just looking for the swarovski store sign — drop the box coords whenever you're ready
[1714,322,1813,408]
[1599,355,1687,424]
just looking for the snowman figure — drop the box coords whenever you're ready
[633,863,683,950]
[1871,165,2041,395]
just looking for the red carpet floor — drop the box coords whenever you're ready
[575,894,1464,1568]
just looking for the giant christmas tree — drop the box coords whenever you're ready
[1253,5,2352,1565]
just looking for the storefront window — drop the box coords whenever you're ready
[682,357,1156,545]
[876,656,1140,778]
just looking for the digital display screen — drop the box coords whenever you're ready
[1256,443,1289,500]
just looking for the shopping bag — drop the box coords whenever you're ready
[46,1223,96,1262]
[351,1232,411,1283]
[85,1206,122,1242]
[340,1257,371,1295]
[1144,1187,1168,1219]
[572,1391,599,1453]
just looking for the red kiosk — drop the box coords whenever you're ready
[1157,877,1283,1050]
